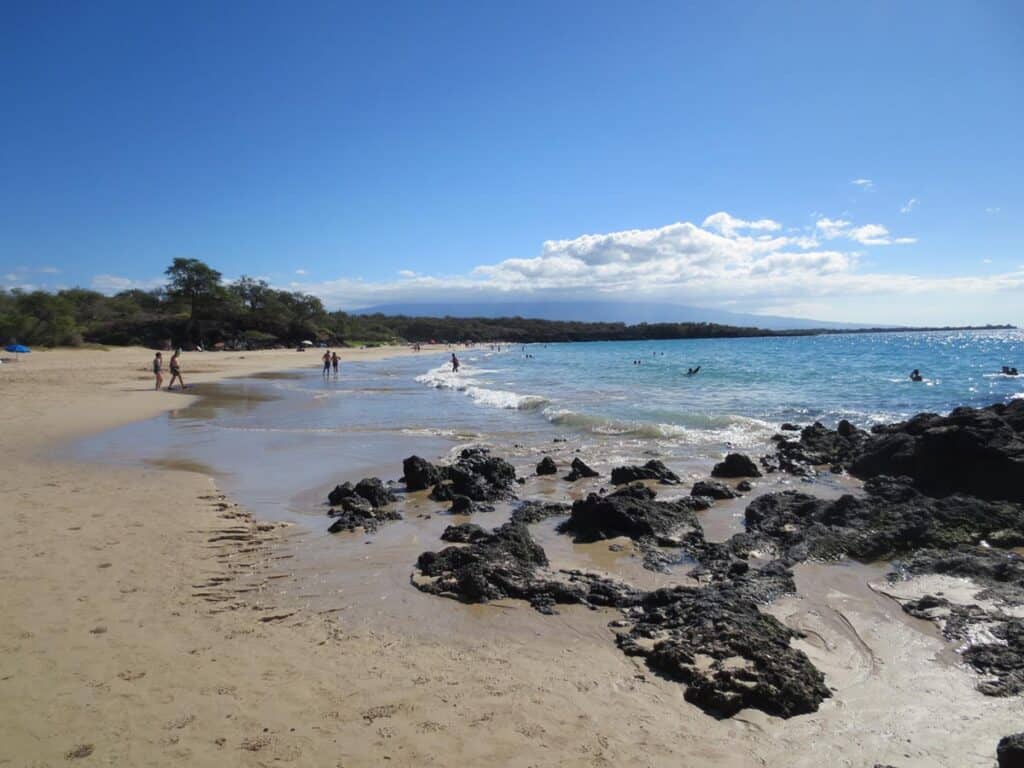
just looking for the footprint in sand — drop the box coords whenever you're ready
[117,670,146,681]
[165,714,196,730]
[64,744,94,759]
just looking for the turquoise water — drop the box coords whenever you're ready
[426,329,1024,444]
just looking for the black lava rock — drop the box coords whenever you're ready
[327,477,398,508]
[617,575,829,719]
[564,457,600,481]
[403,455,446,491]
[510,500,571,525]
[559,484,707,547]
[691,480,740,500]
[536,456,558,476]
[429,448,519,502]
[414,522,641,613]
[998,733,1024,768]
[712,453,762,478]
[610,460,682,486]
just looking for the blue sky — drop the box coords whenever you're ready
[1,1,1022,324]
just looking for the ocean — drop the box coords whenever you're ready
[72,329,1023,527]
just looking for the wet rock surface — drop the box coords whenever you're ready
[328,477,398,508]
[402,455,446,492]
[762,420,870,477]
[763,401,1024,501]
[691,480,740,500]
[610,460,682,486]
[535,456,558,475]
[448,495,495,515]
[563,457,600,481]
[711,453,762,478]
[742,476,1024,564]
[616,567,829,719]
[427,448,518,502]
[510,500,571,525]
[414,522,641,614]
[559,484,707,548]
[853,401,1024,501]
[327,506,402,534]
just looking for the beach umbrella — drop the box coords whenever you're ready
[301,340,314,346]
[5,344,30,360]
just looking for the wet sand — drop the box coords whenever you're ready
[2,346,1022,767]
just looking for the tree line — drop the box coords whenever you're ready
[0,258,1013,349]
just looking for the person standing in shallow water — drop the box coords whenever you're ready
[152,352,163,391]
[451,353,460,373]
[331,352,339,377]
[322,350,331,377]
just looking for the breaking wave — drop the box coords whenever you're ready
[416,364,549,411]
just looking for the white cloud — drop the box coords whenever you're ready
[3,273,19,282]
[701,212,782,237]
[983,258,993,264]
[295,268,307,275]
[900,198,918,214]
[82,211,1021,324]
[284,212,1020,319]
[815,218,915,246]
[814,218,852,240]
[91,275,164,294]
[986,207,1001,214]
[851,178,874,189]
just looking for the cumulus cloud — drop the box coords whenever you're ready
[986,207,1001,214]
[85,211,1022,323]
[295,268,307,275]
[900,197,919,214]
[815,218,915,245]
[281,212,1024,319]
[851,178,874,189]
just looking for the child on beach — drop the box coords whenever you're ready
[153,352,163,390]
[167,350,185,390]
[451,353,460,373]
[323,350,331,377]
[331,352,339,377]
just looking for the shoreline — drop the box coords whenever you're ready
[2,346,1022,767]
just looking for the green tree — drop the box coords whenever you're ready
[230,276,271,313]
[164,258,224,346]
[164,258,223,321]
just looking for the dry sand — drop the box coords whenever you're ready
[1,346,1020,767]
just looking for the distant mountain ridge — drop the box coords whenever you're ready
[351,301,867,331]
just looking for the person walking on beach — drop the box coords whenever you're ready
[167,350,185,390]
[331,351,339,377]
[322,350,331,377]
[451,353,460,373]
[152,352,163,391]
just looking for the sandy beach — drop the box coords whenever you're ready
[2,346,1021,767]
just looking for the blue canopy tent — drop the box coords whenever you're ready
[4,344,30,360]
